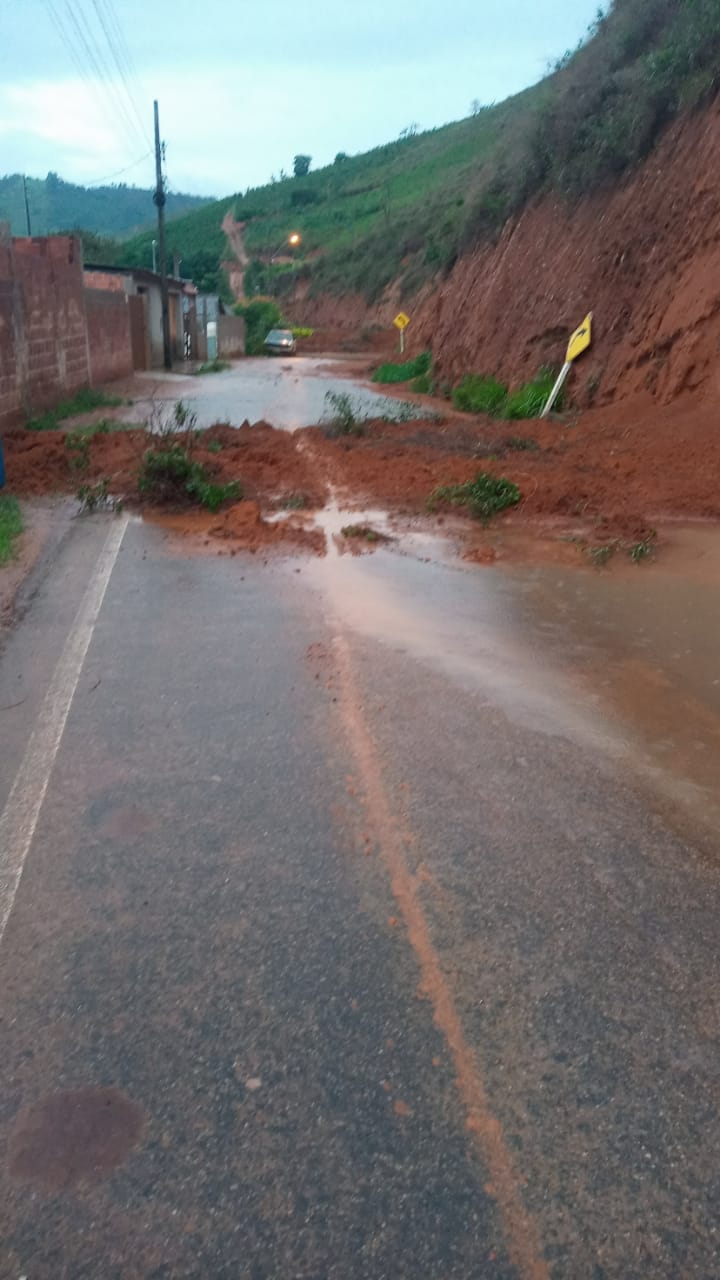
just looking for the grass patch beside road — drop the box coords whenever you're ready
[372,351,432,384]
[27,387,124,431]
[0,494,23,564]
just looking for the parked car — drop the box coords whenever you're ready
[264,328,297,356]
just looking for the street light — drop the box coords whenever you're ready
[270,231,302,263]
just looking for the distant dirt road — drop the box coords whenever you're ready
[222,210,249,299]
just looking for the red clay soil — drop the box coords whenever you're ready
[287,100,720,415]
[4,388,720,554]
[2,421,328,556]
[412,100,720,408]
[304,388,720,532]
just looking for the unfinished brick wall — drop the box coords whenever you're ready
[0,234,142,433]
[85,287,133,384]
[0,233,90,430]
[0,245,22,429]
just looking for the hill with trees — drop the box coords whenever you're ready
[0,171,211,240]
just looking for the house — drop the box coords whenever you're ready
[84,263,194,370]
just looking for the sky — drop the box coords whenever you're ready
[0,0,603,197]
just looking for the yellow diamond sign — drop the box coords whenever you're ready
[566,312,592,363]
[393,311,411,331]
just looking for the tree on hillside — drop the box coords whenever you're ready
[293,155,312,177]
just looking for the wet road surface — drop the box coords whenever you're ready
[2,503,720,1279]
[129,357,413,430]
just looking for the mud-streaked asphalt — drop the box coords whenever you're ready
[1,513,720,1279]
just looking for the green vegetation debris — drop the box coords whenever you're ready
[196,357,231,375]
[453,369,559,419]
[138,444,241,513]
[27,388,123,431]
[429,471,521,522]
[372,351,432,384]
[0,494,23,565]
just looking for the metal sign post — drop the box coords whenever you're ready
[541,312,593,417]
[393,311,411,355]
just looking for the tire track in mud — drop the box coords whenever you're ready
[328,626,550,1280]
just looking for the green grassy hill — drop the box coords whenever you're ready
[0,172,212,240]
[120,0,719,305]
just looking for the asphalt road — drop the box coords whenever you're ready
[128,357,414,430]
[2,367,720,1277]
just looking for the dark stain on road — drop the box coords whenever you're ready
[93,802,160,839]
[8,1087,146,1190]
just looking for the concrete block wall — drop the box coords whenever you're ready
[0,234,143,433]
[217,314,246,358]
[85,287,133,384]
[0,233,90,431]
[13,237,90,416]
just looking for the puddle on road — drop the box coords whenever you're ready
[129,358,425,432]
[300,515,720,842]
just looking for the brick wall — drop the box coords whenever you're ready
[0,234,143,433]
[0,233,90,431]
[13,237,90,416]
[85,287,133,383]
[0,256,22,429]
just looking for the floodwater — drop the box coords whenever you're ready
[131,357,417,430]
[302,509,720,846]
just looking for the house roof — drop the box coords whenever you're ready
[84,262,195,294]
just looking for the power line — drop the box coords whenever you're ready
[85,149,153,187]
[62,0,147,153]
[90,0,152,148]
[43,0,142,157]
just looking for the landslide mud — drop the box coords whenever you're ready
[4,393,720,564]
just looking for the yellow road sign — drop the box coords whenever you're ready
[566,312,592,363]
[393,312,411,331]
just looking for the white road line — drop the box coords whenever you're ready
[0,515,129,946]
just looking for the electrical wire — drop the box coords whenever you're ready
[62,0,147,152]
[90,0,152,148]
[43,0,141,156]
[85,149,153,187]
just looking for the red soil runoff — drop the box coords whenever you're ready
[3,390,720,562]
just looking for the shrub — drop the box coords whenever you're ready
[503,368,558,419]
[452,375,508,414]
[430,471,521,521]
[76,479,120,514]
[372,351,432,384]
[138,443,241,511]
[233,298,283,355]
[322,391,366,436]
[292,326,314,338]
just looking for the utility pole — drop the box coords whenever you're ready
[153,100,172,370]
[22,176,31,236]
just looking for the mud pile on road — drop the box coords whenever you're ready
[304,390,720,527]
[2,421,328,556]
[4,391,719,560]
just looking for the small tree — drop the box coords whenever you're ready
[334,151,348,164]
[293,154,312,177]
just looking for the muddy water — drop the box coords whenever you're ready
[131,357,419,430]
[302,515,720,844]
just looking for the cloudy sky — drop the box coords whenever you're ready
[1,0,602,196]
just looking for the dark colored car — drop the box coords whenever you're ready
[264,328,297,356]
